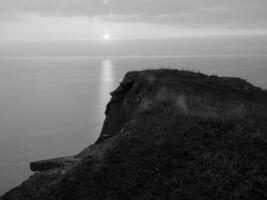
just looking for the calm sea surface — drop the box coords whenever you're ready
[0,55,267,195]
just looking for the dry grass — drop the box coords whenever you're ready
[140,87,248,121]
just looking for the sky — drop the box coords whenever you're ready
[1,0,267,42]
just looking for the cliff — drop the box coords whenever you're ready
[1,69,267,200]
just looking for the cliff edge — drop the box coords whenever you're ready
[2,69,267,200]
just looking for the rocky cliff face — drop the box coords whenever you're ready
[2,69,267,200]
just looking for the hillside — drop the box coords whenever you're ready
[2,69,267,200]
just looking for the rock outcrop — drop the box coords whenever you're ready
[30,156,81,172]
[1,69,267,200]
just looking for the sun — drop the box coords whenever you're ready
[103,34,111,40]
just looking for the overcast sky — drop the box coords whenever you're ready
[0,0,267,41]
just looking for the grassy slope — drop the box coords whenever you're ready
[2,69,267,200]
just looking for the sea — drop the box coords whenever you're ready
[0,55,267,195]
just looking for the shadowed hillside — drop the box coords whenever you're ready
[2,69,267,200]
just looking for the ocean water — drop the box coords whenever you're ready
[0,55,267,195]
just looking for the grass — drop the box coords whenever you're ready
[2,69,267,200]
[54,102,267,200]
[49,70,267,200]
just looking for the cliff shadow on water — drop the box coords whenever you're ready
[2,69,267,200]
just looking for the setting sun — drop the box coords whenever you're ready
[103,34,111,40]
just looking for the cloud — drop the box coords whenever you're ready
[0,0,267,28]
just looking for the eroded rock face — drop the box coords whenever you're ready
[96,72,148,141]
[2,69,267,200]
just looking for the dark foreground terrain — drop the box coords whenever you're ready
[2,69,267,200]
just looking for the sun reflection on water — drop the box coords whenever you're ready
[97,59,115,122]
[102,59,114,82]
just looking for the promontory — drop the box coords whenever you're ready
[1,69,267,200]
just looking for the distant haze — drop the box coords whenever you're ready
[0,0,267,42]
[1,36,267,57]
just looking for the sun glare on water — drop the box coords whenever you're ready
[104,34,111,40]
